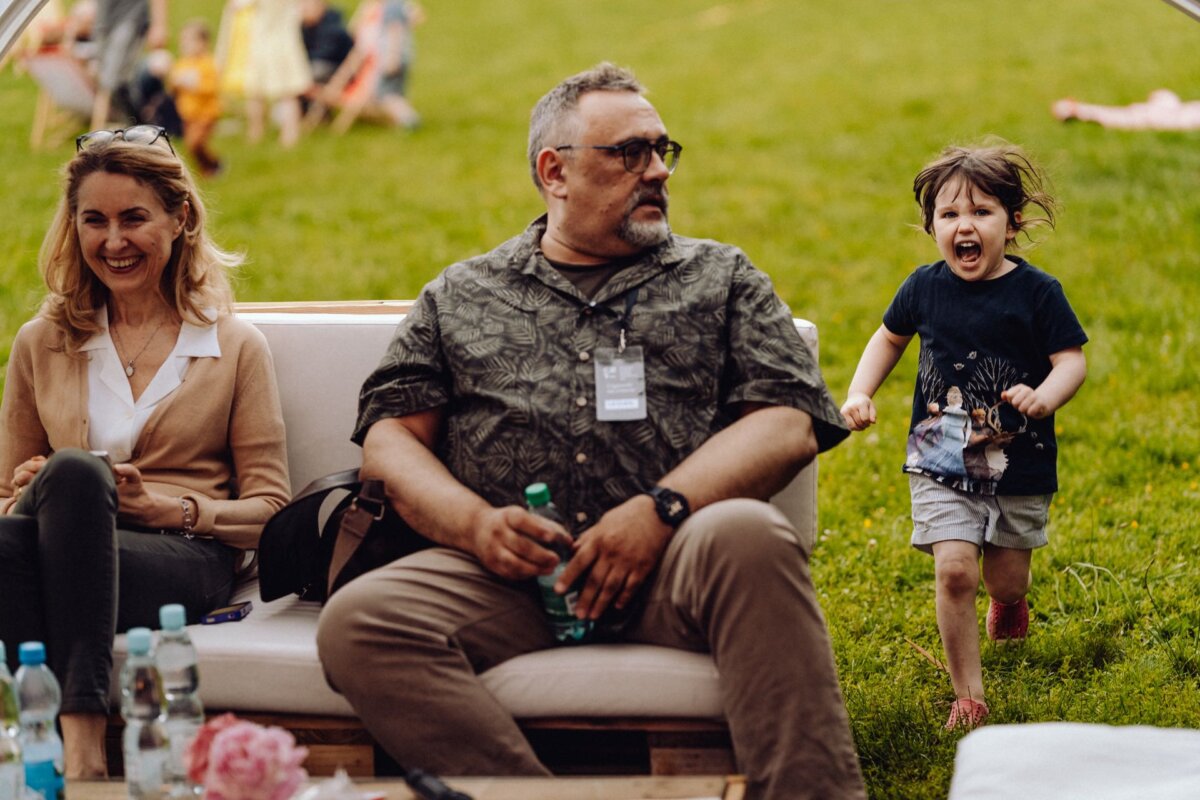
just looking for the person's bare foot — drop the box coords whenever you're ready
[61,713,109,778]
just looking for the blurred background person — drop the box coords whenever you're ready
[300,0,352,91]
[90,0,168,127]
[126,47,183,135]
[168,20,223,176]
[240,0,312,147]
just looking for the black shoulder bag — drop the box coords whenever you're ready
[258,468,434,603]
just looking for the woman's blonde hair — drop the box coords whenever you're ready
[38,140,242,351]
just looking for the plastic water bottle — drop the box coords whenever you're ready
[14,643,63,800]
[156,606,203,798]
[121,628,169,800]
[0,642,24,800]
[524,483,592,644]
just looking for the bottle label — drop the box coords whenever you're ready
[23,759,63,800]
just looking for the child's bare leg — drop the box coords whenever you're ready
[982,544,1033,641]
[981,544,1032,603]
[246,97,265,144]
[932,540,985,701]
[275,97,301,148]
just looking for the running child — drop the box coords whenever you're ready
[841,143,1088,730]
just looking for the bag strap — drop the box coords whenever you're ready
[326,478,387,595]
[292,467,364,503]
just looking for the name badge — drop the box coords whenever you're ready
[594,346,646,421]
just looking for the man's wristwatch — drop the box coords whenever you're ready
[646,486,690,529]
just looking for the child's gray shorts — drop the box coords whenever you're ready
[909,474,1051,555]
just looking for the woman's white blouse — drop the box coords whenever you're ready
[81,311,221,463]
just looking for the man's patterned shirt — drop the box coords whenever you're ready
[355,216,849,532]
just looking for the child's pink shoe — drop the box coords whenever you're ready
[987,597,1029,642]
[945,698,989,731]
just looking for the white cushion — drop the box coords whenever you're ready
[108,310,821,720]
[948,723,1200,799]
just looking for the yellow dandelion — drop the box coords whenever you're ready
[1055,424,1064,435]
[863,519,873,529]
[1131,520,1140,530]
[1182,462,1190,471]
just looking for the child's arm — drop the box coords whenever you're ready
[841,324,912,431]
[1000,346,1086,420]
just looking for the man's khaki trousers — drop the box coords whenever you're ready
[317,498,866,800]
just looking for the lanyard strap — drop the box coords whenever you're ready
[618,287,639,353]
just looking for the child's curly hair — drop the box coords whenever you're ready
[913,142,1056,248]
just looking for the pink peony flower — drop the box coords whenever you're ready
[187,714,243,784]
[187,715,308,800]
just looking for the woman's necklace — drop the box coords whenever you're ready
[110,316,168,378]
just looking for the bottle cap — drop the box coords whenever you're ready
[18,642,46,666]
[524,482,551,507]
[159,604,186,631]
[127,628,153,656]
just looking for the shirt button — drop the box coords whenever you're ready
[579,351,590,362]
[575,512,588,524]
[575,452,587,464]
[575,396,587,408]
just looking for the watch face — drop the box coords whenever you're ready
[652,487,689,526]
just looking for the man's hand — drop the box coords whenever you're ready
[557,494,672,620]
[840,391,878,431]
[470,505,573,581]
[1000,384,1052,419]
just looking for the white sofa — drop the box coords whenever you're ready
[109,302,822,776]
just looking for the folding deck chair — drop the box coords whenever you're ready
[23,45,95,149]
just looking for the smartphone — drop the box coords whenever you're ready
[89,450,113,470]
[200,601,252,624]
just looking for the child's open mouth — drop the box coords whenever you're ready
[955,241,981,263]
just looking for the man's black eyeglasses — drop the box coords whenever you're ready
[555,138,682,175]
[76,125,175,154]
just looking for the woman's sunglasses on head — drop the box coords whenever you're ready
[76,125,175,155]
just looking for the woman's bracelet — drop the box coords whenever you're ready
[180,496,196,537]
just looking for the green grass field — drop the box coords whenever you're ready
[2,0,1199,796]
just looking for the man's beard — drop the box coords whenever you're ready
[617,185,670,248]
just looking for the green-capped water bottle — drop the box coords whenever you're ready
[524,483,592,644]
[0,641,24,800]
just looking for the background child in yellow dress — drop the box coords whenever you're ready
[168,19,222,175]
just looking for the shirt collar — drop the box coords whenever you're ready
[80,307,221,358]
[513,214,685,305]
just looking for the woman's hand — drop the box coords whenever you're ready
[10,455,47,496]
[112,462,175,527]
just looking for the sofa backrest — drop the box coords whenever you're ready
[237,304,818,552]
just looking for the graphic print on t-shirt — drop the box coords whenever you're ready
[905,346,1031,491]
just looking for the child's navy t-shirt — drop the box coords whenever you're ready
[883,258,1087,496]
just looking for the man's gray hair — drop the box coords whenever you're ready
[528,62,644,189]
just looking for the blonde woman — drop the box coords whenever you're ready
[0,126,289,778]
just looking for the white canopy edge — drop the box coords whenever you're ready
[1161,0,1200,21]
[0,0,50,58]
